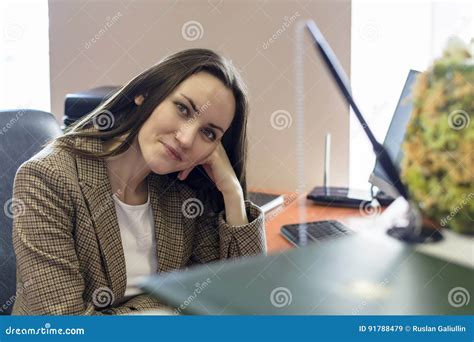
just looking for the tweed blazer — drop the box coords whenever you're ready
[11,135,266,315]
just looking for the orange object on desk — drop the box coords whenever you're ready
[261,191,361,254]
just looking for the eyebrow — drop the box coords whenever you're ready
[180,93,225,134]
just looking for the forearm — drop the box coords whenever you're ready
[222,185,248,227]
[191,191,266,262]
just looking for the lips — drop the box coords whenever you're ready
[161,141,182,161]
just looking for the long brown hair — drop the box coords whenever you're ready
[55,48,249,212]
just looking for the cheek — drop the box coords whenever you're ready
[139,111,176,147]
[137,123,157,151]
[137,119,164,159]
[144,102,177,131]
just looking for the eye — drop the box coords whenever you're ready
[201,128,217,141]
[175,102,189,116]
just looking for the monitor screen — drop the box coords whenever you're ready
[369,70,420,198]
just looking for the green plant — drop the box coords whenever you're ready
[401,37,473,234]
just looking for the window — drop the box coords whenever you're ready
[350,0,473,190]
[0,0,50,112]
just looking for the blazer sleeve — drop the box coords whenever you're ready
[12,161,168,315]
[188,200,267,265]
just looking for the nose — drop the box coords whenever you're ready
[175,122,199,149]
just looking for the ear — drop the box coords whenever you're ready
[134,95,145,106]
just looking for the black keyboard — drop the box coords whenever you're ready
[280,220,353,246]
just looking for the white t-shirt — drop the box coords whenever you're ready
[112,187,157,298]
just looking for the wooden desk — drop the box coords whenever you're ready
[263,193,361,253]
[142,196,474,315]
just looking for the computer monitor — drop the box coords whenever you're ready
[306,20,410,200]
[368,70,420,198]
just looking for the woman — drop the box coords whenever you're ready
[12,49,266,315]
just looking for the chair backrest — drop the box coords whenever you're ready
[64,86,119,128]
[0,109,62,315]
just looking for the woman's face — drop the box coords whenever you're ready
[137,71,236,175]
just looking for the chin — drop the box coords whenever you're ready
[145,159,166,175]
[149,161,181,176]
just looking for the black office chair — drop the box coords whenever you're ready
[0,109,62,315]
[64,86,119,128]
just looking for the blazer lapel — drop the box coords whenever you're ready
[148,173,186,273]
[75,137,127,302]
[72,134,188,301]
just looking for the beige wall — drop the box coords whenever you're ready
[49,0,351,193]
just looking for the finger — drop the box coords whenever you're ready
[198,150,215,165]
[178,167,194,180]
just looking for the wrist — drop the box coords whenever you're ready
[222,186,244,200]
[222,183,248,227]
[221,179,243,199]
